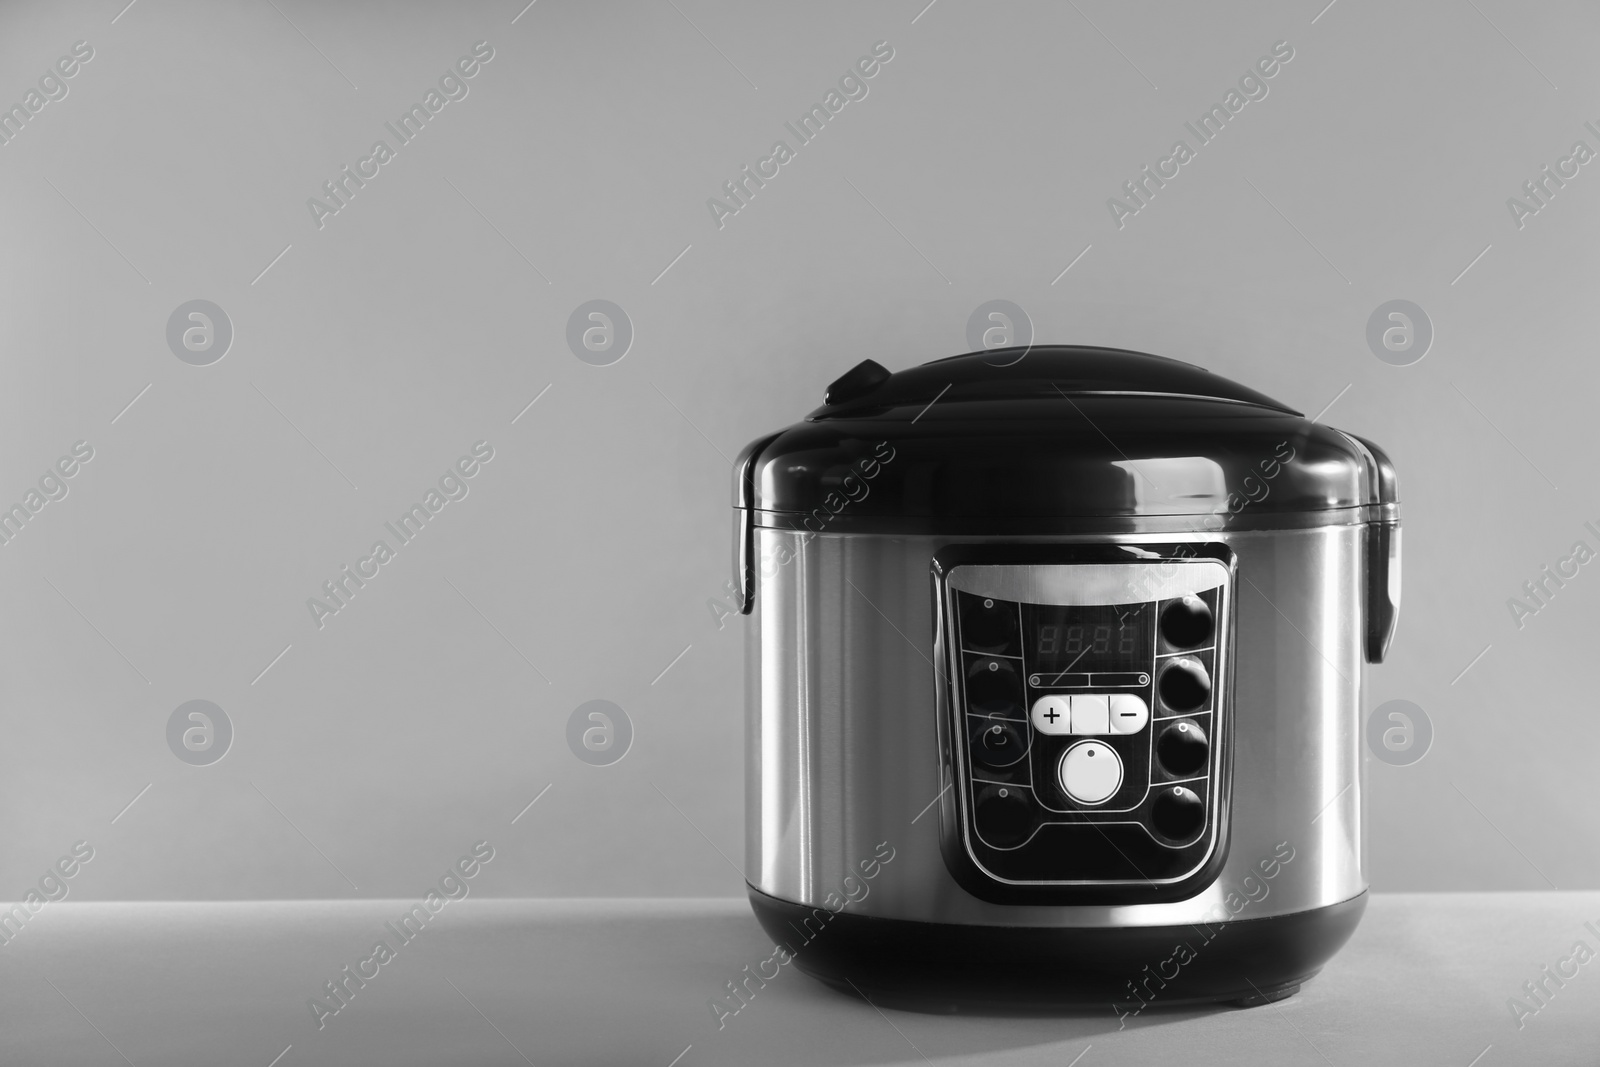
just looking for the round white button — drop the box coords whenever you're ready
[1058,741,1123,805]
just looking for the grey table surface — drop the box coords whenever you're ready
[2,893,1593,1066]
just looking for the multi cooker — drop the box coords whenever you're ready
[733,346,1399,1010]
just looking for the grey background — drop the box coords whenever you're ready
[0,0,1593,904]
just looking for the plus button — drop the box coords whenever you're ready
[1029,695,1072,735]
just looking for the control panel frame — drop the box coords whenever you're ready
[930,542,1237,905]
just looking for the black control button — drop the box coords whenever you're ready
[974,785,1033,847]
[1151,786,1205,841]
[1156,719,1209,777]
[970,717,1028,769]
[966,659,1024,718]
[960,594,1017,652]
[1157,657,1211,712]
[1160,594,1214,649]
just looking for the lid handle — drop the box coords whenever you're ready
[825,359,891,405]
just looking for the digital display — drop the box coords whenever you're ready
[1027,602,1151,675]
[1038,621,1136,657]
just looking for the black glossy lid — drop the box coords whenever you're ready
[817,346,1295,415]
[737,346,1397,529]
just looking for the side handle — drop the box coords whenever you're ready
[733,431,783,615]
[1364,520,1401,663]
[1349,434,1400,664]
[735,506,755,615]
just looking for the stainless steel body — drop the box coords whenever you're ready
[745,521,1365,928]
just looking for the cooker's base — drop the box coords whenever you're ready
[747,887,1365,1015]
[1228,980,1302,1007]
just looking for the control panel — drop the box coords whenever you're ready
[934,545,1234,901]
